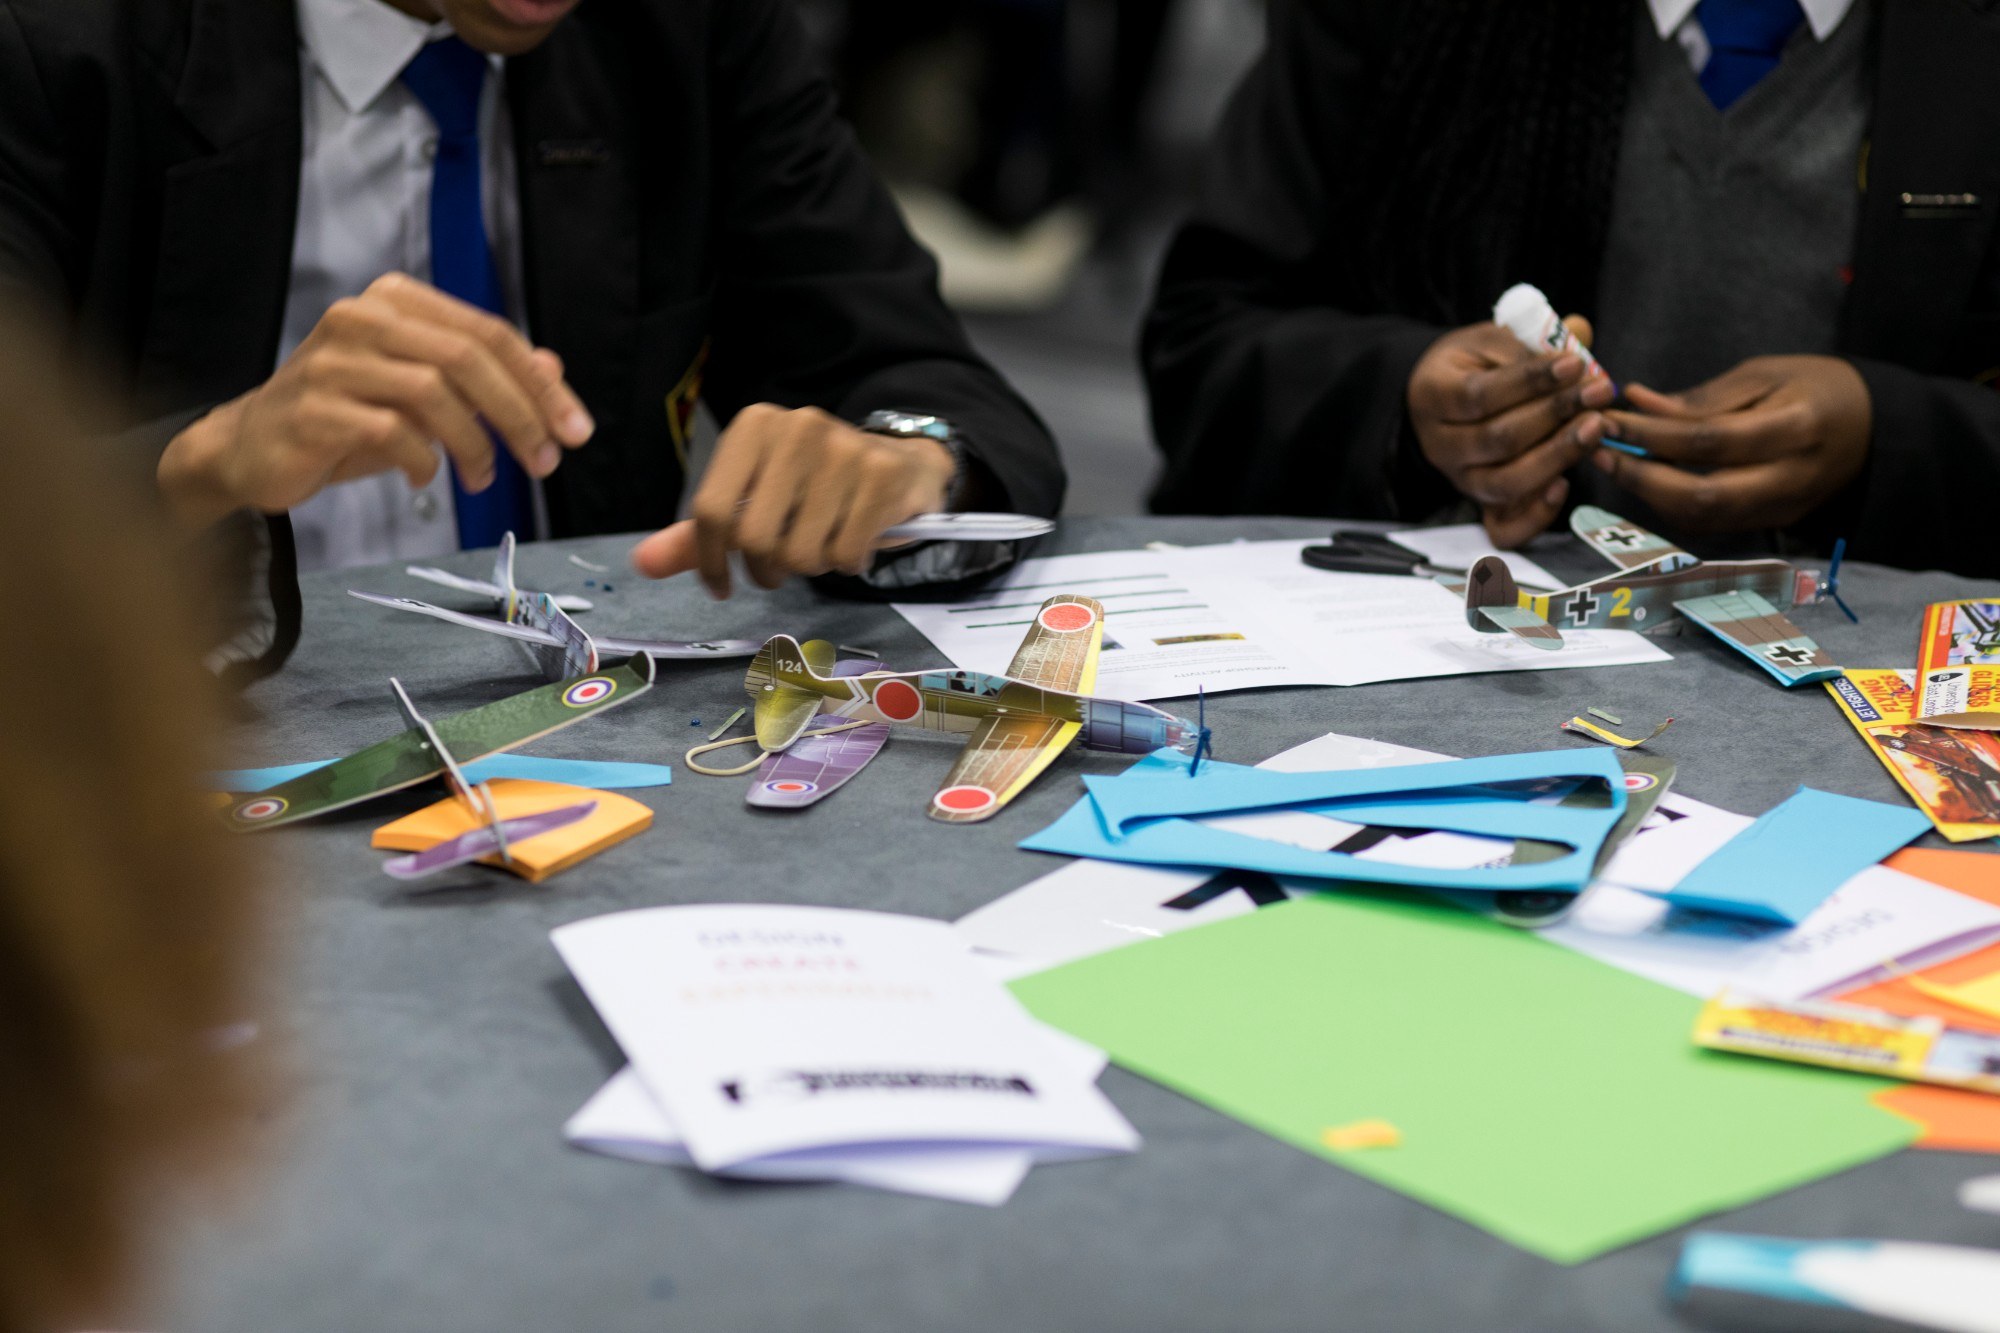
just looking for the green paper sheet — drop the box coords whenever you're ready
[1010,893,1915,1265]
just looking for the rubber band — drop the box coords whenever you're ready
[683,720,877,778]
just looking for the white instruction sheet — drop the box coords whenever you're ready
[892,529,1669,701]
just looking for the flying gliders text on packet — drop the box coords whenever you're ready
[1447,505,1852,688]
[734,594,1205,823]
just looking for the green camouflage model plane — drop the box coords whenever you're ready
[221,655,655,833]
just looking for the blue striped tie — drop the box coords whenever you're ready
[401,36,535,551]
[1695,0,1807,111]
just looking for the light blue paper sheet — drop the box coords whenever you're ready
[214,756,673,793]
[1652,786,1930,925]
[1021,749,1626,894]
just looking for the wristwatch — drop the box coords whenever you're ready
[861,409,968,505]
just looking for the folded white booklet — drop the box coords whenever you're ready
[551,905,1139,1173]
[567,1018,1118,1207]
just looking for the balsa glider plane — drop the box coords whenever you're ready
[221,655,654,833]
[1450,506,1848,688]
[743,594,1203,823]
[352,535,760,680]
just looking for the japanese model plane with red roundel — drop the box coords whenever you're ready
[1445,506,1850,688]
[744,594,1203,823]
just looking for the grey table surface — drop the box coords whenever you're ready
[171,517,2000,1333]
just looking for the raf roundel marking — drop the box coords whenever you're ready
[235,796,289,822]
[765,780,817,796]
[872,678,923,722]
[562,677,617,708]
[1038,602,1097,633]
[1622,772,1660,793]
[933,785,997,814]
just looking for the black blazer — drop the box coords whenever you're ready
[0,0,1064,538]
[1142,0,2000,577]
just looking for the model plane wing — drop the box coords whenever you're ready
[1672,590,1841,687]
[928,712,1077,824]
[1002,595,1105,692]
[1571,505,1695,572]
[222,657,655,832]
[747,723,891,808]
[348,591,562,648]
[593,632,763,660]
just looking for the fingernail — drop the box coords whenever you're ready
[1544,480,1566,506]
[1593,449,1616,474]
[1552,355,1582,382]
[562,407,594,442]
[535,443,560,476]
[1581,378,1615,408]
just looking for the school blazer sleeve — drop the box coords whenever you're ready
[699,0,1064,531]
[1141,0,1456,522]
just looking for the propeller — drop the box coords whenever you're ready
[1189,685,1215,777]
[1823,538,1859,624]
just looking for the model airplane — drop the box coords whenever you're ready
[1449,506,1851,687]
[407,531,592,612]
[221,655,654,833]
[352,535,761,679]
[744,594,1206,823]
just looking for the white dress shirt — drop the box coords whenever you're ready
[281,0,537,572]
[1647,0,1857,71]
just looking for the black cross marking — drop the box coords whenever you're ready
[1599,527,1645,548]
[1764,644,1815,667]
[1565,589,1601,625]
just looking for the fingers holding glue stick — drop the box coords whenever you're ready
[1407,299,1616,548]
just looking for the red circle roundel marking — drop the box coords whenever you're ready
[933,785,996,813]
[765,780,817,795]
[563,677,616,708]
[1622,772,1659,793]
[235,796,288,822]
[872,678,922,722]
[1038,601,1096,633]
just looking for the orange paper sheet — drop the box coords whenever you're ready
[1839,848,2000,1150]
[371,779,650,883]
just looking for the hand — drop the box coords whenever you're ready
[1406,317,1615,548]
[1594,356,1871,532]
[157,273,593,526]
[630,403,955,598]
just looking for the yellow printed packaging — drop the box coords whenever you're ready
[1915,600,2000,729]
[1824,669,2000,841]
[1694,989,2000,1096]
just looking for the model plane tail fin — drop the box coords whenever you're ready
[492,532,521,618]
[745,637,836,751]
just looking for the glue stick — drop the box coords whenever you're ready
[1492,283,1645,456]
[1493,284,1608,383]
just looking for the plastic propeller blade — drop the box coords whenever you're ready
[1825,538,1859,624]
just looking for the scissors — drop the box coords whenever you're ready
[1300,530,1467,578]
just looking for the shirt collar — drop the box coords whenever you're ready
[297,0,456,114]
[1647,0,1855,42]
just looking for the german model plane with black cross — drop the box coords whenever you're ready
[742,594,1208,823]
[1447,506,1851,687]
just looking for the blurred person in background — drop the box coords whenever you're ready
[0,315,266,1333]
[1143,0,2000,576]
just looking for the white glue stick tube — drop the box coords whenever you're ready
[1492,283,1610,385]
[1493,283,1646,456]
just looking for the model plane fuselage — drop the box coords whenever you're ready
[773,660,1195,756]
[1521,560,1814,632]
